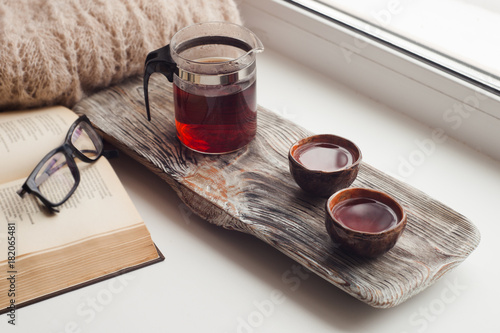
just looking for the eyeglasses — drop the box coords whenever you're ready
[17,115,104,212]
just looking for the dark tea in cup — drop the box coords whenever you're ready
[293,141,354,172]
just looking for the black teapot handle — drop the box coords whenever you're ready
[143,45,178,121]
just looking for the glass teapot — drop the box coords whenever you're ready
[144,22,264,154]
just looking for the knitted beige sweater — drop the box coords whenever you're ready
[0,0,242,110]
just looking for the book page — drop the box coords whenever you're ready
[0,158,143,261]
[0,106,78,184]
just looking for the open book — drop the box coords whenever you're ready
[0,106,163,315]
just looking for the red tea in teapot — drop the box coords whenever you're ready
[173,62,257,154]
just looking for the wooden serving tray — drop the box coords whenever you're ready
[74,75,480,308]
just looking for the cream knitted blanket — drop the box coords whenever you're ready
[0,0,241,110]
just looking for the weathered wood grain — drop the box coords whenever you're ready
[73,75,480,308]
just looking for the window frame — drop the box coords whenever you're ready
[238,0,500,160]
[307,0,500,94]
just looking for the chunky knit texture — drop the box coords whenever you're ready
[0,0,241,110]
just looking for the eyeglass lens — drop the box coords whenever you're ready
[71,121,103,160]
[35,152,76,205]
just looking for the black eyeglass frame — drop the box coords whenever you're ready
[17,115,104,212]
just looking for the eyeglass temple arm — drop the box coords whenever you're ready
[17,186,28,197]
[78,148,119,159]
[103,149,119,159]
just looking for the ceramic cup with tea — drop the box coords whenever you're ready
[325,187,407,258]
[144,22,264,154]
[288,134,362,197]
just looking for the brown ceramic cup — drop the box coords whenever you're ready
[325,187,407,258]
[288,134,362,197]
